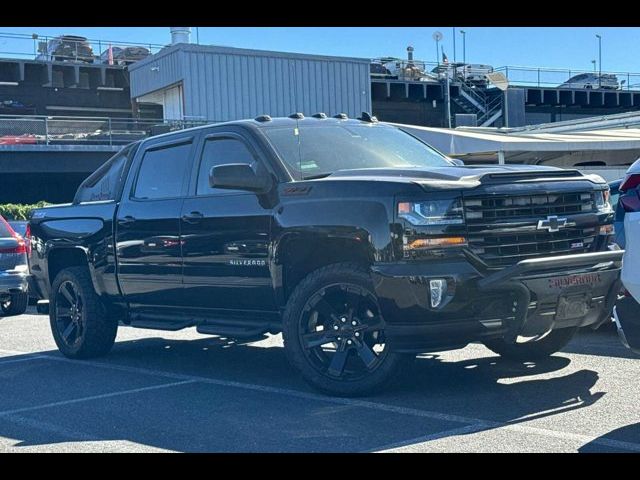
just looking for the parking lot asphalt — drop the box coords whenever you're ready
[0,307,639,452]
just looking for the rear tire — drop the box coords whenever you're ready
[282,262,411,397]
[0,292,28,316]
[482,326,578,361]
[50,267,117,359]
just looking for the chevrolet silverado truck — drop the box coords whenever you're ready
[28,113,623,396]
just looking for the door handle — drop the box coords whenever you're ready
[182,211,204,224]
[118,215,136,226]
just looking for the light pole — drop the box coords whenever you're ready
[596,34,602,88]
[460,30,466,65]
[452,27,456,62]
[433,31,443,66]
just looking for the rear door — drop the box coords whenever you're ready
[115,133,196,311]
[179,127,276,313]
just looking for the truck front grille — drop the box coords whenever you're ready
[464,191,598,268]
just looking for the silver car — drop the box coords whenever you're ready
[0,216,29,316]
[559,73,619,90]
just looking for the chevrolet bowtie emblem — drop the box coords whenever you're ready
[537,215,567,233]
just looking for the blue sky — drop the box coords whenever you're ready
[1,27,639,72]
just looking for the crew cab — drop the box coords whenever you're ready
[28,114,622,396]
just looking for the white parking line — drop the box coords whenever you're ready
[2,348,640,452]
[0,380,196,417]
[367,423,492,453]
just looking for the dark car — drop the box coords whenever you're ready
[100,46,150,65]
[27,114,622,396]
[0,216,29,316]
[37,35,95,63]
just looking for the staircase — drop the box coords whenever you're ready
[452,81,503,127]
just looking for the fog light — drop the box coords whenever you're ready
[599,224,615,235]
[429,279,447,308]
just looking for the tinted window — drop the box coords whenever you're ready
[134,142,192,199]
[196,138,255,195]
[8,221,28,237]
[75,145,133,203]
[263,124,451,179]
[0,218,13,238]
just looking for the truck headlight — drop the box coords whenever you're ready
[595,190,612,213]
[398,198,464,225]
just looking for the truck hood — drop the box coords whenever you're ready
[319,165,606,190]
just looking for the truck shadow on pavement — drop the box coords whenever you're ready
[0,336,604,452]
[579,423,640,453]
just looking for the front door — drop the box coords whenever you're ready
[179,132,275,313]
[115,136,195,310]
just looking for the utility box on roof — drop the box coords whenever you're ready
[128,43,372,122]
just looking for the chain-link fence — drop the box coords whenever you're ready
[0,115,212,146]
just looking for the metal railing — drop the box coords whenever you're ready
[371,58,640,91]
[0,115,213,146]
[494,65,640,90]
[0,31,166,65]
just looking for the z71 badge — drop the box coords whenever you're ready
[229,259,267,267]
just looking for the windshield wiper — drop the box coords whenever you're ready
[302,173,333,180]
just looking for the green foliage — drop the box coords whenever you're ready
[0,202,50,221]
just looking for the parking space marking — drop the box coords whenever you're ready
[0,380,196,418]
[3,348,640,453]
[367,423,491,453]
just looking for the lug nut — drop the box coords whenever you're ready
[333,325,339,330]
[347,340,352,345]
[355,332,360,337]
[341,317,347,323]
[351,320,357,326]
[337,337,342,341]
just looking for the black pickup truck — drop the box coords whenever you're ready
[28,114,623,396]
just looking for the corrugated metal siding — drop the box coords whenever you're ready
[129,49,184,98]
[131,45,371,122]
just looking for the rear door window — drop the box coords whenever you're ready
[133,141,193,200]
[0,220,13,238]
[75,144,135,203]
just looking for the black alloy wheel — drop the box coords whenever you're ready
[299,283,388,381]
[54,280,85,348]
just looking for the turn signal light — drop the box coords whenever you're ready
[405,237,467,249]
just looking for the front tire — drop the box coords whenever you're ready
[50,267,117,359]
[1,292,28,316]
[282,263,410,397]
[482,326,578,361]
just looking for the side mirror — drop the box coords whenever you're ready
[209,163,273,194]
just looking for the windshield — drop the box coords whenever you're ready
[262,123,452,179]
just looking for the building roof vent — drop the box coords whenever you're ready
[170,27,191,45]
